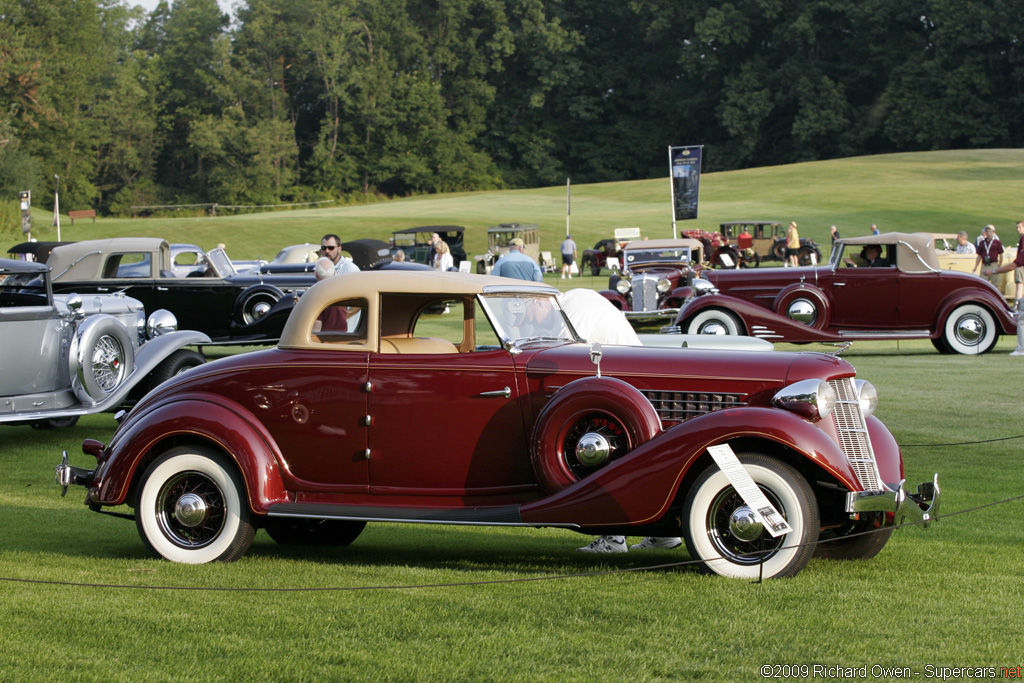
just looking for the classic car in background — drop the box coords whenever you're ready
[475,223,541,274]
[170,244,265,276]
[579,238,619,276]
[680,229,735,268]
[719,221,822,266]
[1,258,208,428]
[600,238,704,324]
[925,232,1017,300]
[258,243,321,274]
[391,226,467,268]
[47,238,315,345]
[673,232,1017,354]
[57,270,937,578]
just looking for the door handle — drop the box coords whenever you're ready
[157,286,169,291]
[478,387,511,399]
[833,282,846,286]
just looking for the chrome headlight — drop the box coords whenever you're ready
[616,279,632,294]
[772,379,836,421]
[691,278,717,297]
[657,278,671,293]
[136,309,147,343]
[147,309,179,338]
[855,380,878,417]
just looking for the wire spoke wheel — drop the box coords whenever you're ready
[561,413,627,479]
[155,470,227,549]
[90,334,127,393]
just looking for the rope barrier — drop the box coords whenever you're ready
[2,493,1020,593]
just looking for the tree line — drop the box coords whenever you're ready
[1,0,1021,218]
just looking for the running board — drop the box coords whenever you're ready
[266,502,578,528]
[836,329,930,338]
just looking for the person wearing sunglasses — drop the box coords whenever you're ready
[320,234,360,275]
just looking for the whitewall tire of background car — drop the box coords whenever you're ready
[135,446,255,564]
[70,316,135,404]
[683,453,818,579]
[685,309,742,336]
[942,303,997,355]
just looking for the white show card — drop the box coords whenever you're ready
[706,444,793,537]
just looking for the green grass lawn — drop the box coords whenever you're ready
[2,151,1024,680]
[1,340,1023,680]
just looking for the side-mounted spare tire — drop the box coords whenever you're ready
[69,315,136,405]
[530,376,661,494]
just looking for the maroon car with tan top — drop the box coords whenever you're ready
[56,270,937,579]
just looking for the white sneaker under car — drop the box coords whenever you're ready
[576,536,627,553]
[629,536,682,551]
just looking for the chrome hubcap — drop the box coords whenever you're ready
[699,321,728,335]
[787,299,817,325]
[955,315,985,345]
[728,505,763,542]
[576,432,612,467]
[174,492,208,528]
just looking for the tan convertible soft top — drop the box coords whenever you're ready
[278,270,557,350]
[48,238,170,280]
[838,232,939,273]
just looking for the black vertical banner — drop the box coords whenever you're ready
[669,146,702,221]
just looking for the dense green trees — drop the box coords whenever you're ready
[1,0,1021,215]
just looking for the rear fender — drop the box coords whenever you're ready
[94,395,289,514]
[520,406,861,527]
[932,290,1016,336]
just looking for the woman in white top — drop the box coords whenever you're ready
[435,241,454,271]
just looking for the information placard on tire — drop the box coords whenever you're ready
[707,444,792,537]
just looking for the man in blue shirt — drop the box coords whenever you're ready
[492,238,543,282]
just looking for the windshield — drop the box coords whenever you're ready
[479,293,577,345]
[624,247,691,266]
[0,271,49,307]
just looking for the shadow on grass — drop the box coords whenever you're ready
[3,503,695,579]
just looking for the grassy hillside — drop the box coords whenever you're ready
[7,149,1023,261]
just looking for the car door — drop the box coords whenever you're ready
[827,245,901,329]
[364,299,534,497]
[0,303,63,396]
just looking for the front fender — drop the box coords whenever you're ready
[676,295,842,342]
[133,330,210,377]
[92,394,289,514]
[599,290,627,311]
[521,406,860,527]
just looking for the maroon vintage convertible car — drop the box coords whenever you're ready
[673,232,1017,354]
[56,271,937,579]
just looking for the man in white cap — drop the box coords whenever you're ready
[492,237,543,282]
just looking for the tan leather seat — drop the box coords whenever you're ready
[379,337,458,354]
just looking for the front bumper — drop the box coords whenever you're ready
[846,474,940,528]
[622,307,680,322]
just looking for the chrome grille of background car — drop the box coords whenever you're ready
[828,378,884,492]
[642,391,745,427]
[632,274,659,312]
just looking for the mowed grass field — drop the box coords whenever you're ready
[2,150,1024,681]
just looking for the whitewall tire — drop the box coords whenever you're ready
[135,446,255,564]
[684,453,818,579]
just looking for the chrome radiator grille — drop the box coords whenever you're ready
[642,390,745,427]
[829,378,883,492]
[632,275,659,312]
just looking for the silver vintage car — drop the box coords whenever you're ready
[0,257,209,428]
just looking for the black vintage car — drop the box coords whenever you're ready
[47,238,314,345]
[391,226,467,267]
